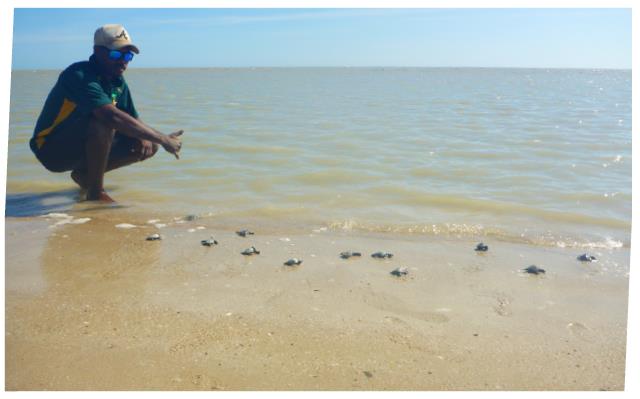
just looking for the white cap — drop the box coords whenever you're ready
[94,24,140,54]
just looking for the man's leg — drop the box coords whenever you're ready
[83,117,117,201]
[71,149,141,190]
[72,121,155,200]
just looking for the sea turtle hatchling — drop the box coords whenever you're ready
[340,251,362,259]
[236,230,255,237]
[390,267,409,277]
[475,242,489,252]
[283,258,303,266]
[146,233,162,241]
[241,246,260,256]
[523,265,546,275]
[371,251,394,259]
[201,237,218,246]
[577,253,597,262]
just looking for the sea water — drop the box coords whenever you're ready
[6,67,631,248]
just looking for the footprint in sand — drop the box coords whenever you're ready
[493,295,512,317]
[384,315,410,326]
[361,287,449,323]
[462,264,483,273]
[473,289,513,317]
[567,322,595,342]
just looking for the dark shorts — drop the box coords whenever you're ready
[30,119,140,173]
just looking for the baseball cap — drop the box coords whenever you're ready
[94,24,140,54]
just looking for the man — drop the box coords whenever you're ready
[29,24,183,202]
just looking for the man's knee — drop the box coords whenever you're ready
[87,117,115,143]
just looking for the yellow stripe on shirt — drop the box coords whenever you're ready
[35,98,77,149]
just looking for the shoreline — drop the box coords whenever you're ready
[5,213,629,390]
[3,192,631,250]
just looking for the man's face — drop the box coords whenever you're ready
[94,45,135,77]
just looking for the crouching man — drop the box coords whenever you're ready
[29,24,183,202]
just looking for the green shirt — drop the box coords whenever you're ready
[32,55,138,149]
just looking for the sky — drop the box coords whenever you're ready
[10,8,632,70]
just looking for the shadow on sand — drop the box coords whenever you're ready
[5,189,81,217]
[6,189,130,217]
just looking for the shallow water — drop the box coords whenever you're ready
[6,67,631,248]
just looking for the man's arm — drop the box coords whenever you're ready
[92,103,183,158]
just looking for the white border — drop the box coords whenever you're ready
[0,3,13,395]
[1,1,636,398]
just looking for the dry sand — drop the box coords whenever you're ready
[4,211,629,390]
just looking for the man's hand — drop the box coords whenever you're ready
[92,106,184,160]
[162,130,184,159]
[139,139,159,161]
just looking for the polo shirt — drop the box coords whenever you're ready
[31,55,138,150]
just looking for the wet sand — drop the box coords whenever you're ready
[4,212,629,390]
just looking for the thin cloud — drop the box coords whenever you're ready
[136,9,410,27]
[13,33,88,44]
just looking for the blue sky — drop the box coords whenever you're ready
[11,8,631,69]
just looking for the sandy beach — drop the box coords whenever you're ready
[4,209,628,391]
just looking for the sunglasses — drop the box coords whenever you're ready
[107,49,135,62]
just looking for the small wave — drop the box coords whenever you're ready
[328,220,492,236]
[554,237,623,250]
[247,178,273,193]
[557,191,631,203]
[326,219,629,249]
[309,157,347,167]
[221,205,313,219]
[221,102,263,110]
[207,143,298,155]
[437,149,511,160]
[364,185,630,230]
[7,136,31,145]
[292,169,377,185]
[409,167,445,178]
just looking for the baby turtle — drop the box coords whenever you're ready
[184,214,198,221]
[577,253,597,262]
[523,265,546,275]
[475,242,489,252]
[241,246,260,256]
[146,233,162,241]
[371,251,394,259]
[200,237,218,246]
[340,251,362,259]
[390,267,409,277]
[283,258,303,266]
[236,230,255,237]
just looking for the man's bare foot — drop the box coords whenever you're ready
[85,189,116,203]
[71,169,88,189]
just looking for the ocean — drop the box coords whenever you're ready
[6,67,632,249]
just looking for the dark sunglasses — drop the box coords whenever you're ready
[108,49,135,62]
